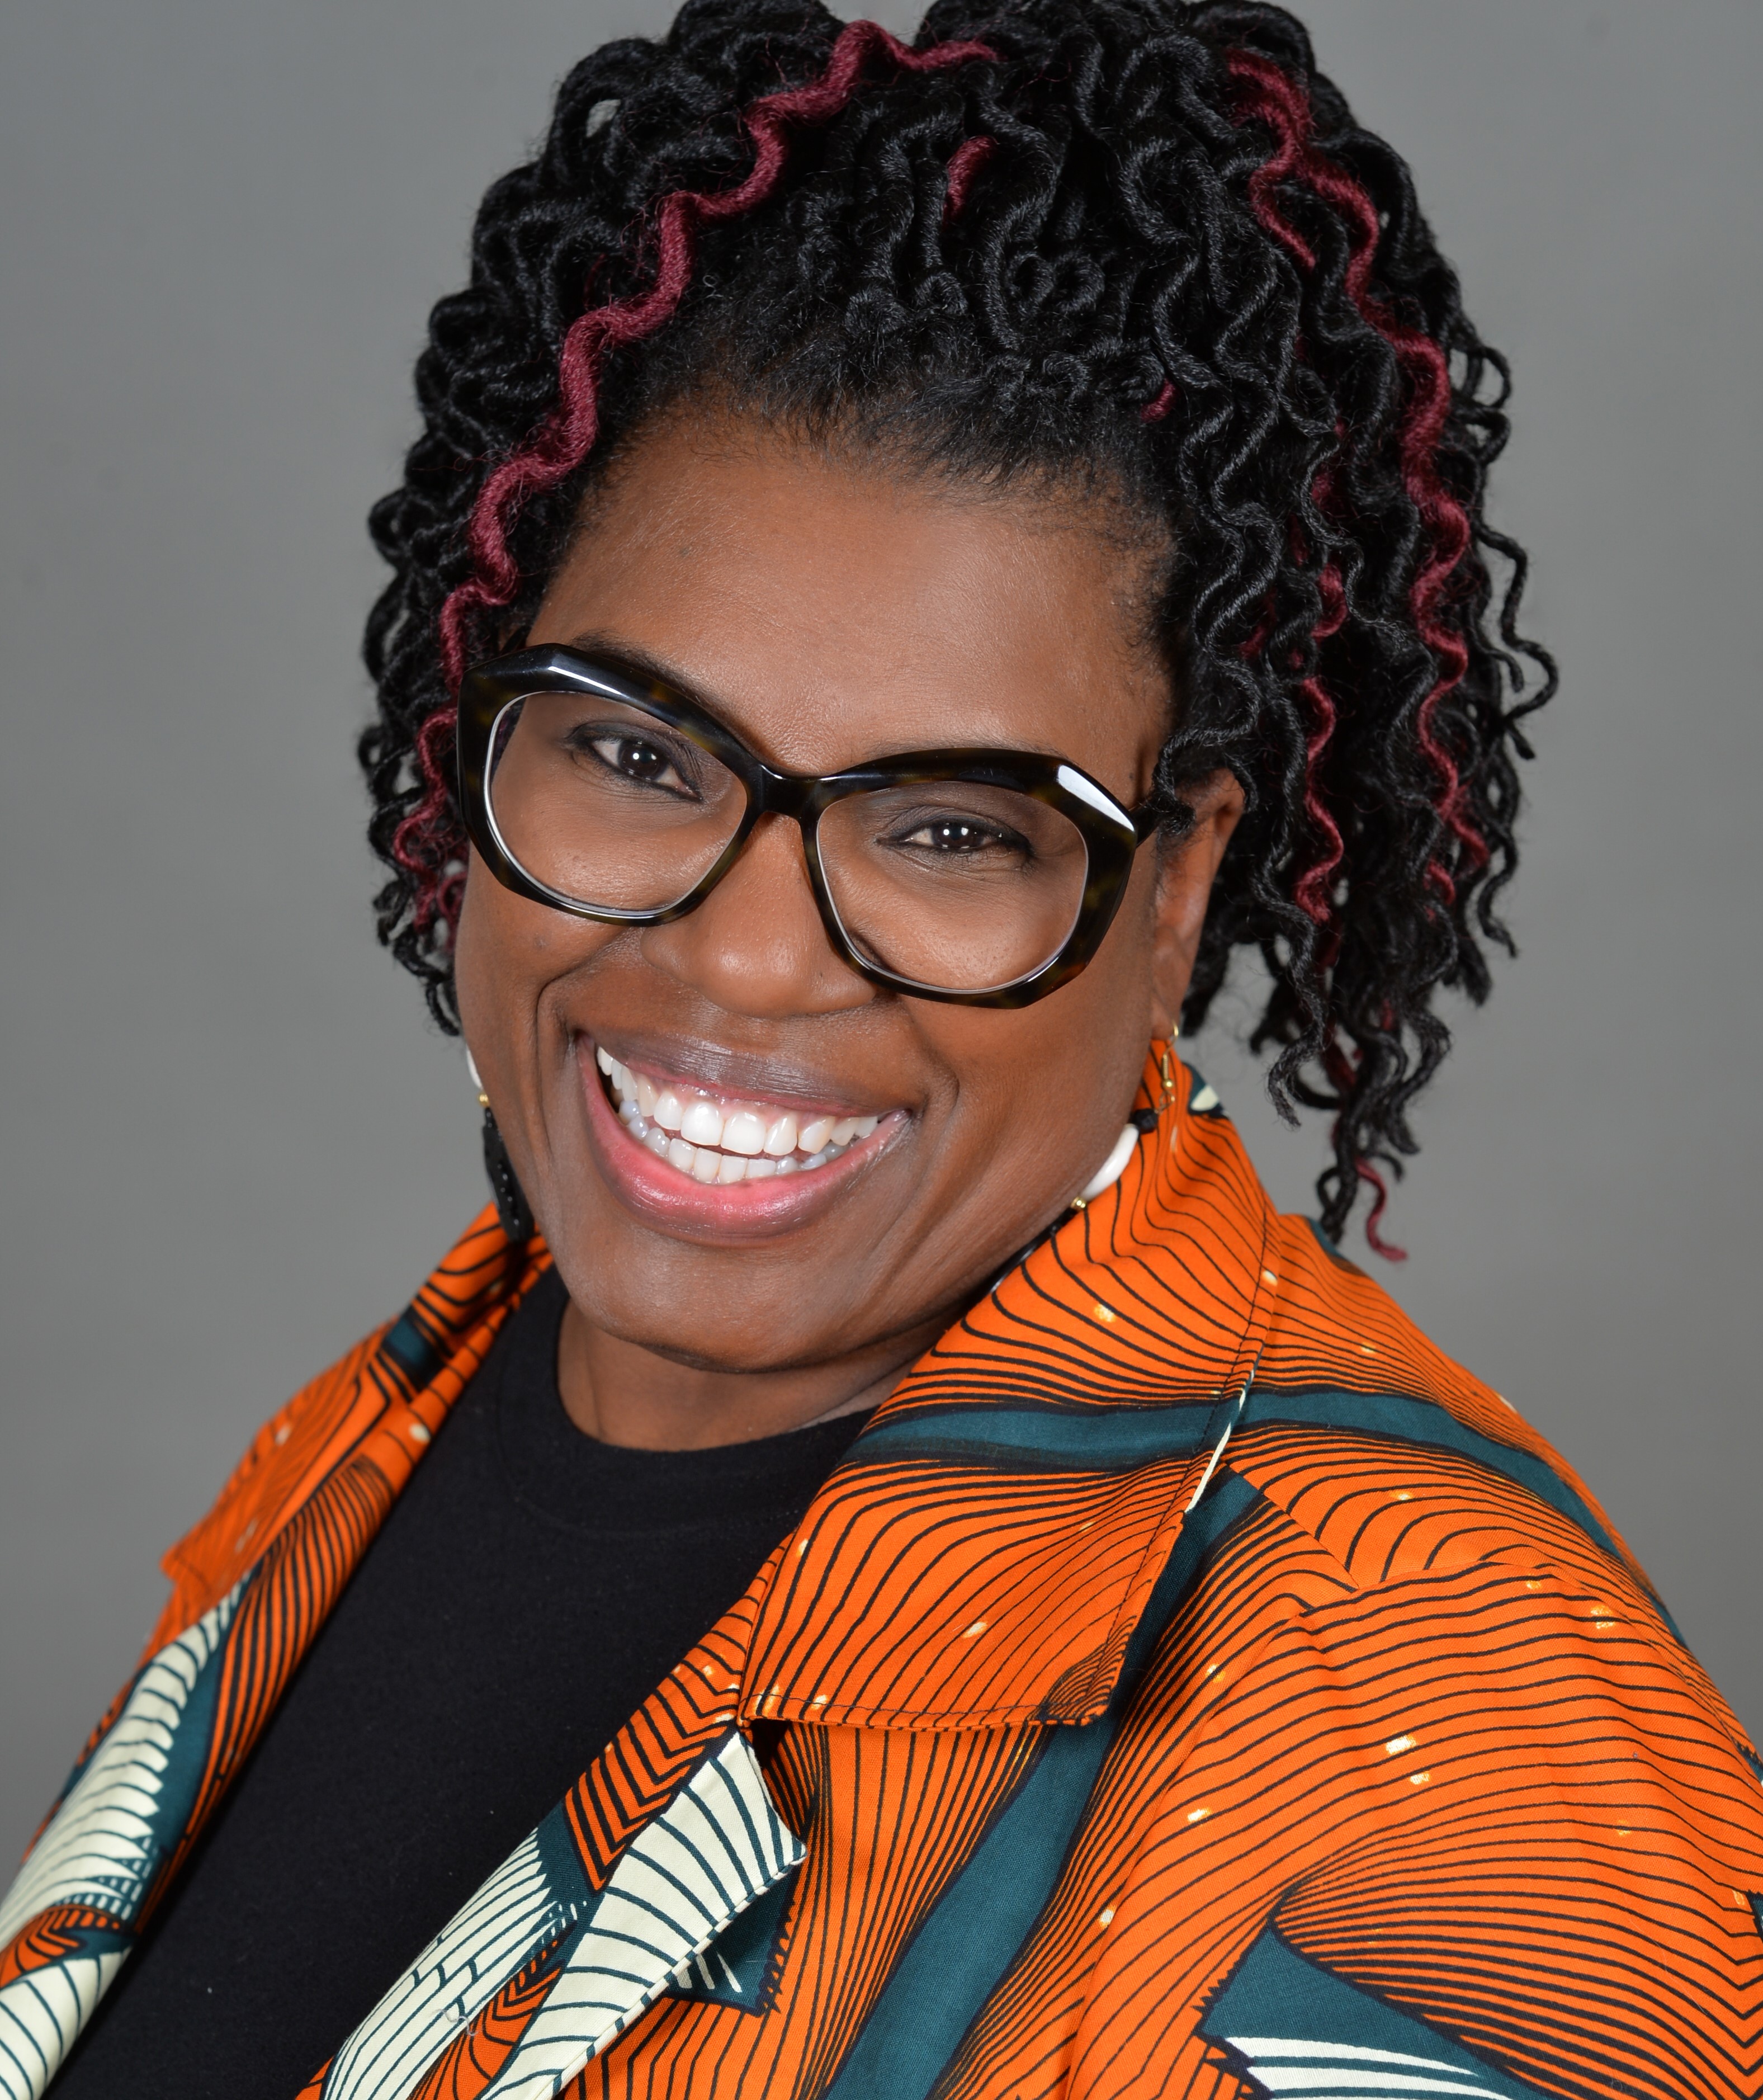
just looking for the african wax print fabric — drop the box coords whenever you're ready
[3,1053,1759,2099]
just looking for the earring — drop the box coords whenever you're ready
[1071,1031,1179,1208]
[466,1050,534,1244]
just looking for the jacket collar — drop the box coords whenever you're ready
[739,1049,1275,1729]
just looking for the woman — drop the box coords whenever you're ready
[5,2,1758,2094]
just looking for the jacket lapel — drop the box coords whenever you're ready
[310,1729,802,2100]
[739,1052,1274,1729]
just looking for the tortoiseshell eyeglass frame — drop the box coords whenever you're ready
[457,645,1161,1008]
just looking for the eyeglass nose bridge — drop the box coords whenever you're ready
[690,762,830,898]
[679,761,881,976]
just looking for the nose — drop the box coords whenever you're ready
[637,813,874,1018]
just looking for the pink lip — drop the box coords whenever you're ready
[575,1040,899,1245]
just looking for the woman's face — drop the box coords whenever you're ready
[453,417,1241,1438]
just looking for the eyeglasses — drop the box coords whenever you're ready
[457,646,1160,1007]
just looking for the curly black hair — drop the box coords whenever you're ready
[360,0,1553,1251]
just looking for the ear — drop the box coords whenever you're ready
[1147,770,1246,1041]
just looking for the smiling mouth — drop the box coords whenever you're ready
[594,1045,885,1186]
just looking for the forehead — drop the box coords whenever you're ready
[527,418,1173,792]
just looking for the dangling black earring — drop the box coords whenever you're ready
[466,1051,533,1244]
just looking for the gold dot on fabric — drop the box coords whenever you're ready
[811,1694,829,1707]
[962,1620,988,1640]
[1097,1909,1116,1928]
[1186,1806,1209,1825]
[1384,1735,1417,1757]
[408,1421,431,1445]
[1410,1771,1431,1787]
[1262,1269,1278,1287]
[273,1423,291,1446]
[1092,1302,1116,1324]
[1359,1342,1378,1356]
[797,1538,810,1557]
[1391,1490,1412,1503]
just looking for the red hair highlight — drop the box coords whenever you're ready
[1322,1032,1407,1261]
[392,20,994,926]
[1354,1157,1406,1261]
[943,132,996,220]
[1227,49,1485,904]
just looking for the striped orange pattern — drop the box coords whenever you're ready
[10,1049,1759,2100]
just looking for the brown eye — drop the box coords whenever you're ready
[570,725,697,799]
[892,817,1029,860]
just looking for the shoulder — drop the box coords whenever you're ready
[1240,1205,1654,1603]
[1074,1217,1763,2083]
[1122,1197,1761,1841]
[146,1210,537,1654]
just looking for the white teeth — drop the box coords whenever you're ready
[599,1053,888,1188]
[679,1098,725,1148]
[720,1109,767,1157]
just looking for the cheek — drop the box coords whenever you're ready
[452,862,526,1055]
[452,857,606,1077]
[919,862,1161,1161]
[1038,855,1164,1111]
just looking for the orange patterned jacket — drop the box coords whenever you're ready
[3,1055,1760,2099]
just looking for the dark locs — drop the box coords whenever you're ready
[359,0,1554,1251]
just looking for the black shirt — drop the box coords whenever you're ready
[56,1268,868,2099]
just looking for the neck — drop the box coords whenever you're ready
[555,1294,948,1450]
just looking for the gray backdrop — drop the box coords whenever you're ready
[2,0,1758,1872]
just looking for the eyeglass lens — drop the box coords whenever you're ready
[485,690,1091,994]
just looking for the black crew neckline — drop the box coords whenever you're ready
[493,1267,873,1536]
